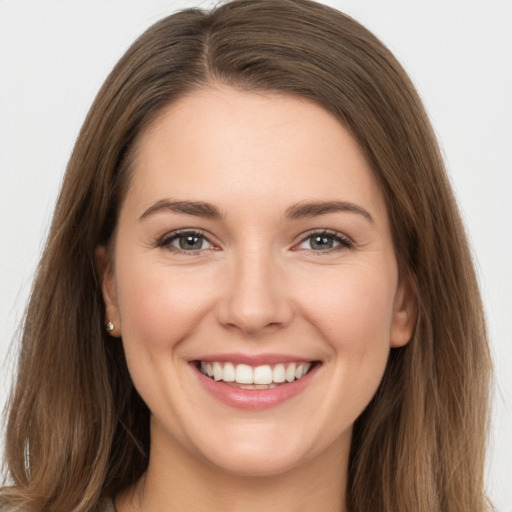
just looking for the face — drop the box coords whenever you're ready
[99,87,416,477]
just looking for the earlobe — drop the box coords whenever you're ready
[390,271,418,348]
[95,245,121,337]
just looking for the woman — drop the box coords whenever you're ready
[1,0,493,511]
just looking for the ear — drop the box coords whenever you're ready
[390,271,418,348]
[95,245,121,337]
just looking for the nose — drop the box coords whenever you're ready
[215,249,294,336]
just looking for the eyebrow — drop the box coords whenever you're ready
[139,198,373,224]
[285,200,374,224]
[139,200,224,221]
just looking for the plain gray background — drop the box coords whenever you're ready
[1,1,511,509]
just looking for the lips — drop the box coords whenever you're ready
[191,356,319,410]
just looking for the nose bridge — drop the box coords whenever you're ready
[217,242,292,334]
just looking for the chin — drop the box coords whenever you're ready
[206,443,305,478]
[188,421,328,478]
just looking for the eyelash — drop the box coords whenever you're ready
[295,230,353,254]
[156,229,353,255]
[157,229,214,255]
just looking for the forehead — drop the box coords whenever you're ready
[126,86,387,222]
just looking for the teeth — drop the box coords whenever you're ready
[200,361,313,385]
[213,362,223,381]
[223,362,235,382]
[254,365,273,384]
[286,363,296,382]
[235,364,253,384]
[237,383,279,390]
[272,364,286,383]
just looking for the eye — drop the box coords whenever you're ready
[296,231,352,252]
[158,230,214,253]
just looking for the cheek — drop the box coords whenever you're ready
[114,255,214,354]
[296,263,397,351]
[297,264,398,427]
[113,255,218,427]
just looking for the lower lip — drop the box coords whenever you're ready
[193,363,318,410]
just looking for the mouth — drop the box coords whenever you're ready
[192,358,320,409]
[197,361,313,389]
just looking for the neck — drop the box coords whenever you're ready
[116,425,350,512]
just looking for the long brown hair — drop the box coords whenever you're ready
[1,1,492,510]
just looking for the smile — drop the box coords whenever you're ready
[193,358,320,410]
[199,361,312,389]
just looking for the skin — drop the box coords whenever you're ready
[98,86,417,512]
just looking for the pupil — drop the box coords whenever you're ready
[179,234,202,250]
[311,235,333,250]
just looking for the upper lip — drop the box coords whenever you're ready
[190,353,317,366]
